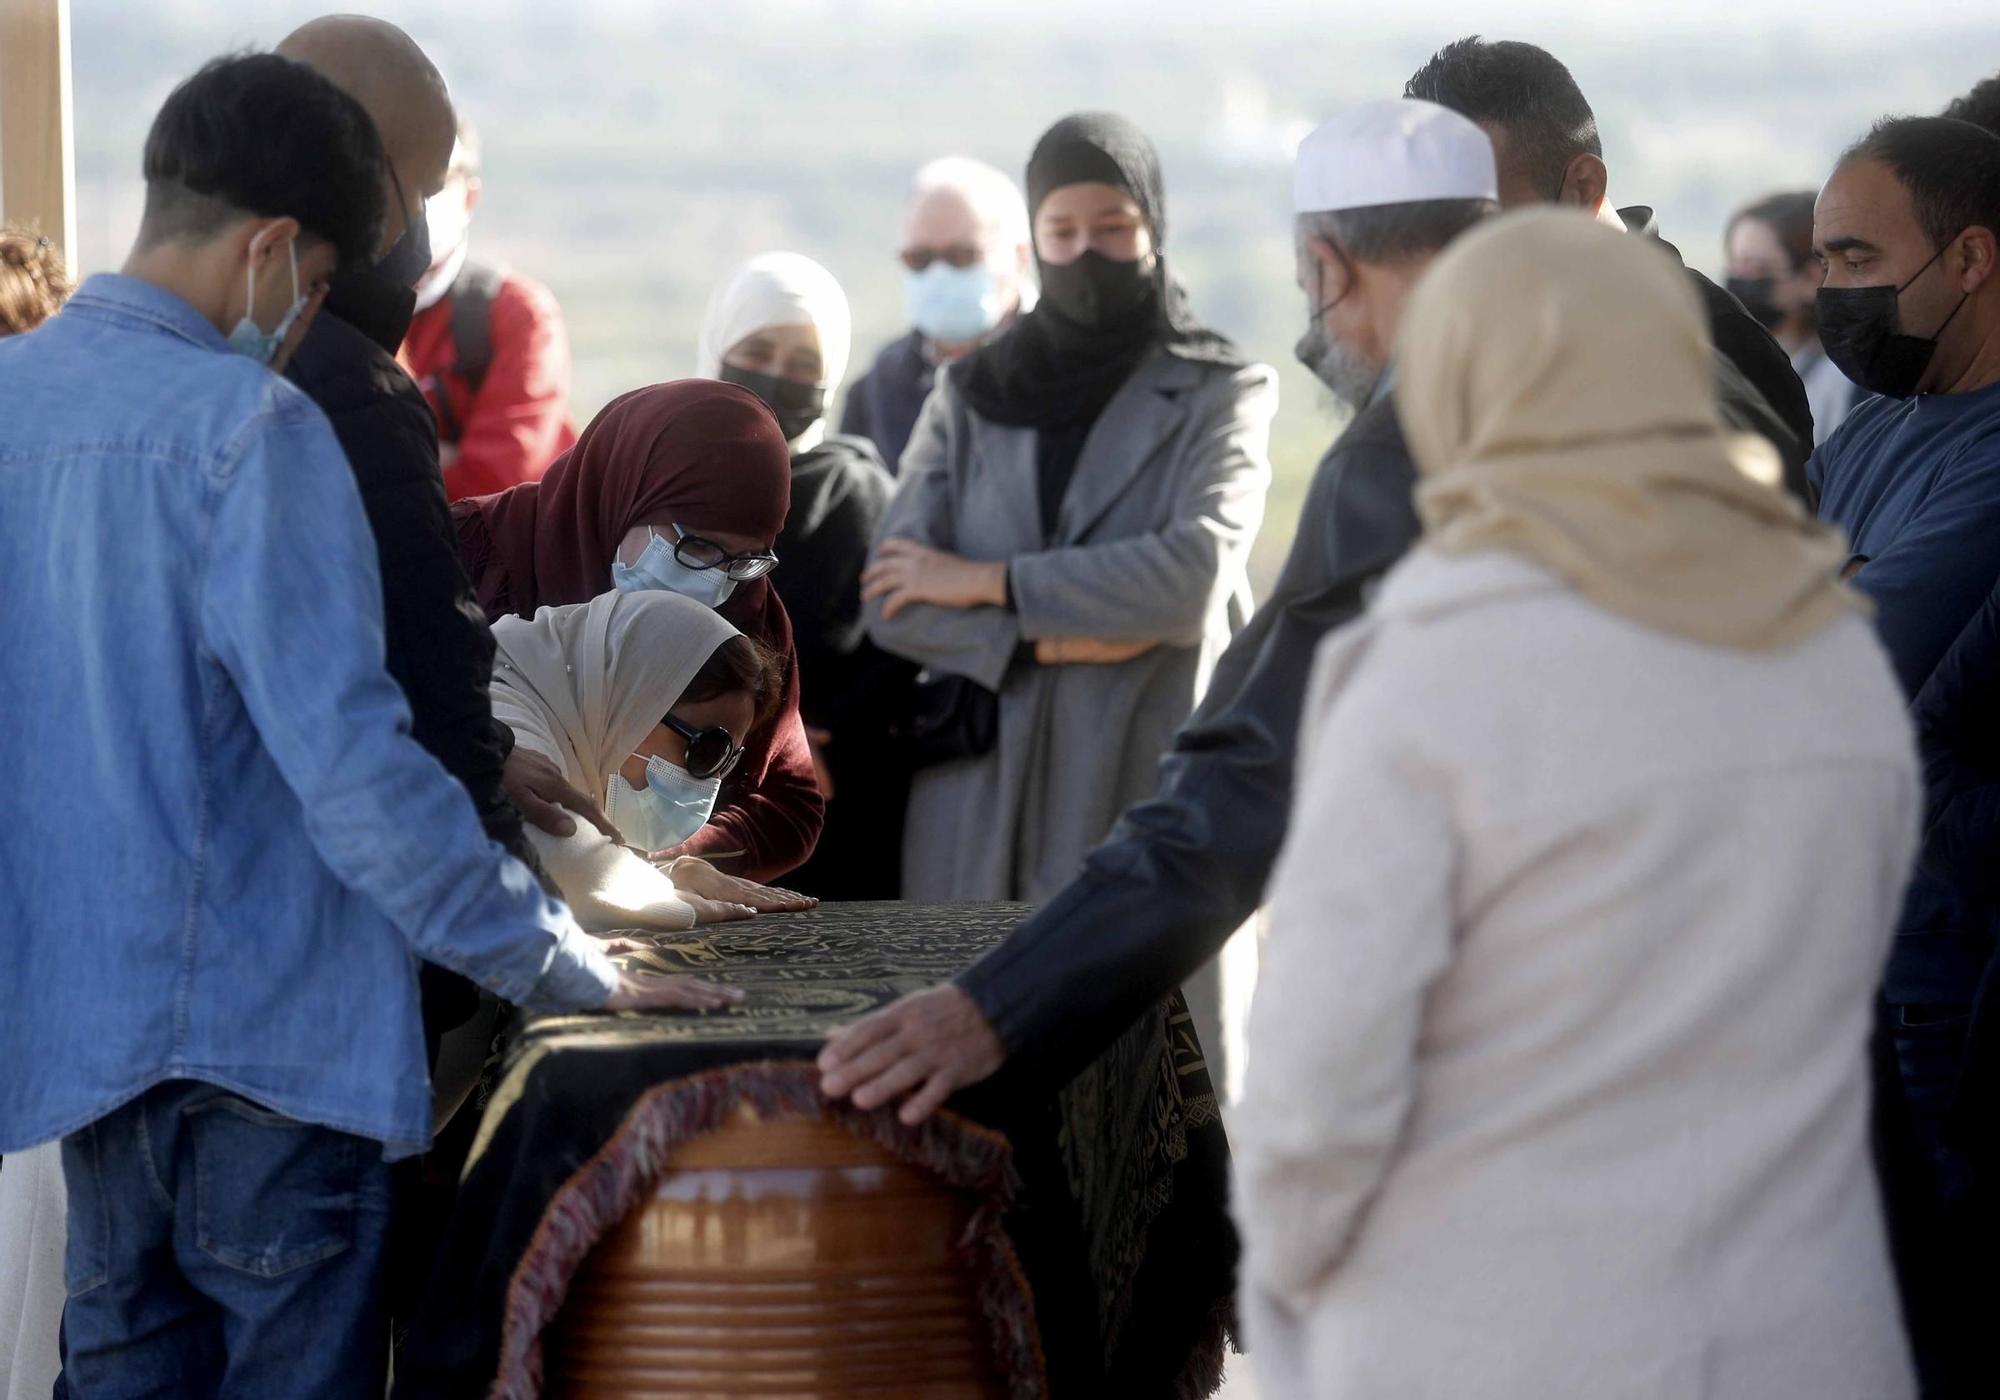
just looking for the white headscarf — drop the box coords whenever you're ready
[489,590,744,795]
[696,253,852,451]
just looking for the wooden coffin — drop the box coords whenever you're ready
[545,1104,1008,1399]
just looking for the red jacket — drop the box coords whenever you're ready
[401,267,579,502]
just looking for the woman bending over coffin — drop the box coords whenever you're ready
[490,589,814,931]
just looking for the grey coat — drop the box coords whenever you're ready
[867,348,1278,902]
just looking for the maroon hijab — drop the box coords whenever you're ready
[454,379,793,627]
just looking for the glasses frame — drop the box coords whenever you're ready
[668,524,778,582]
[663,714,746,782]
[899,243,985,273]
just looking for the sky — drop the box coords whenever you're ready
[24,0,2000,577]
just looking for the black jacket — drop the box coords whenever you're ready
[961,253,1821,1087]
[1913,579,2000,948]
[775,435,904,728]
[1902,578,2000,1332]
[285,274,525,860]
[840,331,936,476]
[1909,578,2000,1026]
[1621,207,1816,499]
[773,434,917,899]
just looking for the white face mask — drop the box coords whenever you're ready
[226,230,310,367]
[424,183,473,267]
[413,181,475,312]
[606,752,722,855]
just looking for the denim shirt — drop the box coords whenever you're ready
[0,275,617,1159]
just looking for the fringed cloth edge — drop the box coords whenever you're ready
[1178,1292,1240,1400]
[484,1058,1051,1400]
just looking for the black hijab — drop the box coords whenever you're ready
[953,113,1243,436]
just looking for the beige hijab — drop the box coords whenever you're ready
[1394,208,1860,651]
[490,591,743,795]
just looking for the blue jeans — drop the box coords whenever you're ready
[57,1081,392,1400]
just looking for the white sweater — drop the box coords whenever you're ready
[1236,548,1918,1400]
[526,821,698,933]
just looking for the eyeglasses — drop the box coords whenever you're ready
[900,243,985,273]
[664,714,747,781]
[669,524,778,582]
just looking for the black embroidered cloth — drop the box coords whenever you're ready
[392,903,1236,1399]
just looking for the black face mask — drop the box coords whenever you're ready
[1817,245,1968,400]
[717,362,827,443]
[1039,249,1157,331]
[376,169,432,291]
[1725,276,1785,332]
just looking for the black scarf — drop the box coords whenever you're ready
[953,113,1243,536]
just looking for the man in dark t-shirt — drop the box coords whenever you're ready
[1807,114,2000,1395]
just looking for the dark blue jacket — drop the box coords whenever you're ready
[1908,580,2000,1179]
[1810,379,2000,697]
[1909,583,2000,1001]
[840,330,935,475]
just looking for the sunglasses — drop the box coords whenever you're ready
[670,524,778,582]
[664,713,746,781]
[900,243,984,273]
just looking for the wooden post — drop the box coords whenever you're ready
[0,0,77,276]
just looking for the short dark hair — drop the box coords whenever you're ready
[1405,37,1601,197]
[1944,71,2000,139]
[138,53,386,269]
[1298,199,1497,264]
[1728,191,1818,270]
[678,635,785,731]
[1840,116,2000,252]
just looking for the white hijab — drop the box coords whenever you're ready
[490,591,743,796]
[696,252,852,451]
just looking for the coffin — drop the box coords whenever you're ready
[398,905,1234,1399]
[545,1105,1006,1399]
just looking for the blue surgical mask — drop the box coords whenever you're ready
[226,234,310,366]
[606,753,722,854]
[611,529,738,609]
[904,261,1007,346]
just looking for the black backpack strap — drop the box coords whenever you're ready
[450,261,506,392]
[434,258,508,442]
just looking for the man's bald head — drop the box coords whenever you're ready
[278,15,454,224]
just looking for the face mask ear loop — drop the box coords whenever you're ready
[1882,242,1970,356]
[1913,242,1973,344]
[1306,245,1347,331]
[243,224,273,329]
[1928,288,1972,346]
[1897,243,1949,296]
[243,224,302,336]
[388,162,412,247]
